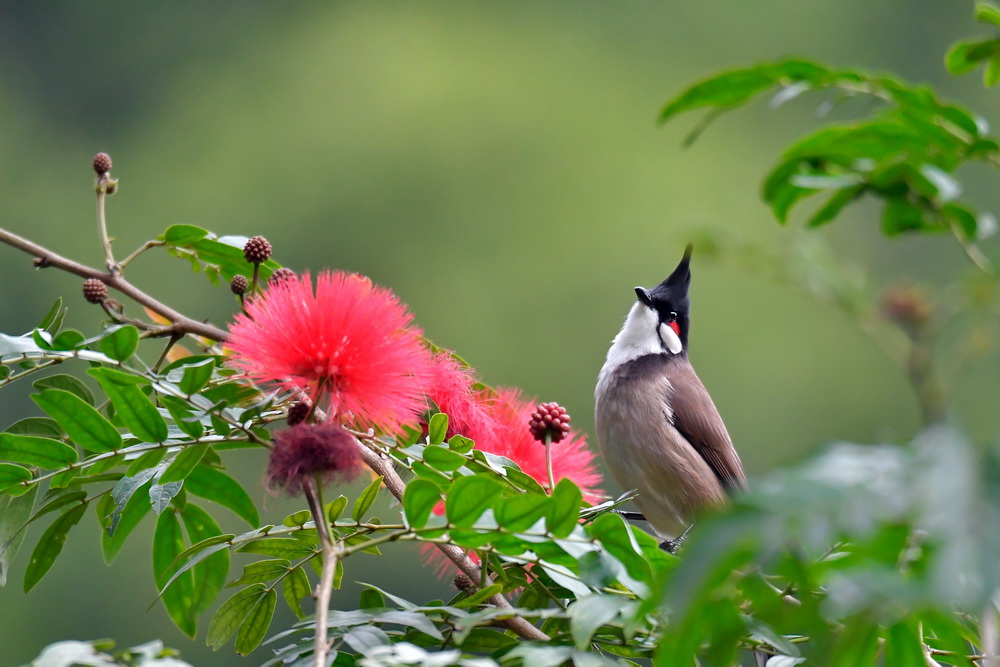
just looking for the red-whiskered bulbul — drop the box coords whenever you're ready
[594,245,747,552]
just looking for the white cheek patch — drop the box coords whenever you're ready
[659,323,683,355]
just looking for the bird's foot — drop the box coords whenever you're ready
[658,524,694,554]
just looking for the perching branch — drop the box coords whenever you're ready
[0,226,228,342]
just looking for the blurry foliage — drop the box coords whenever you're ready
[5,1,1000,666]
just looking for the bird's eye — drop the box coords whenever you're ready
[668,311,678,321]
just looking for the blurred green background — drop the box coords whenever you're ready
[1,2,998,664]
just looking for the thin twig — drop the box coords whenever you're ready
[0,226,227,341]
[303,477,337,667]
[119,240,165,270]
[95,180,118,273]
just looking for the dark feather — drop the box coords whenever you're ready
[666,356,747,491]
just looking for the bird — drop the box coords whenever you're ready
[594,244,747,552]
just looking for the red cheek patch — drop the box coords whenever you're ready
[669,321,681,336]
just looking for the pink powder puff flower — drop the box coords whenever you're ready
[227,270,432,433]
[483,388,602,504]
[423,351,501,446]
[267,423,364,495]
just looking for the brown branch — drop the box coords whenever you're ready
[0,226,228,342]
[356,442,549,642]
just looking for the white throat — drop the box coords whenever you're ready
[599,302,683,381]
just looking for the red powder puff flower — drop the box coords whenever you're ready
[267,423,364,495]
[482,388,602,504]
[423,351,501,445]
[227,270,432,432]
[421,385,604,576]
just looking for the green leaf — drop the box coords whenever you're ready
[159,447,208,484]
[89,368,168,443]
[154,510,196,637]
[185,464,259,526]
[0,485,38,586]
[180,503,230,616]
[454,582,502,608]
[4,417,62,438]
[282,509,312,528]
[945,38,1000,75]
[0,433,78,468]
[32,389,122,453]
[235,588,276,655]
[448,434,474,453]
[568,594,628,650]
[105,469,158,537]
[403,479,441,529]
[207,585,267,650]
[162,224,209,245]
[160,395,204,440]
[496,493,550,532]
[547,478,583,538]
[445,475,503,529]
[423,445,466,472]
[661,66,778,123]
[883,621,925,667]
[427,413,448,445]
[352,475,383,522]
[326,495,348,523]
[282,565,311,619]
[149,478,184,514]
[586,514,651,584]
[807,184,864,228]
[23,501,87,592]
[229,559,290,586]
[51,329,85,351]
[986,56,1000,87]
[38,298,65,333]
[0,463,31,493]
[454,627,519,652]
[156,535,234,602]
[237,538,317,559]
[100,479,152,564]
[977,1,1000,26]
[32,374,94,405]
[360,587,385,609]
[99,325,140,362]
[178,358,216,395]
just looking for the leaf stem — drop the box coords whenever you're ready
[118,240,165,270]
[545,432,555,494]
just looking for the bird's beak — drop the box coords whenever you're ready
[634,286,652,306]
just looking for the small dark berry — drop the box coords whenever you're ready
[83,278,108,304]
[92,152,113,175]
[453,574,474,591]
[269,267,296,286]
[286,401,311,426]
[528,402,571,444]
[243,236,272,263]
[230,274,249,295]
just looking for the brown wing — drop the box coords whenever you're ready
[667,357,747,491]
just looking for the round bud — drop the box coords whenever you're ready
[230,274,249,295]
[453,574,474,591]
[268,267,296,286]
[243,236,272,264]
[880,286,931,331]
[92,152,113,175]
[286,401,311,427]
[528,402,571,444]
[83,278,108,304]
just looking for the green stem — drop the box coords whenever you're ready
[545,433,555,494]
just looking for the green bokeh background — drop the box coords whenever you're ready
[1,3,998,664]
